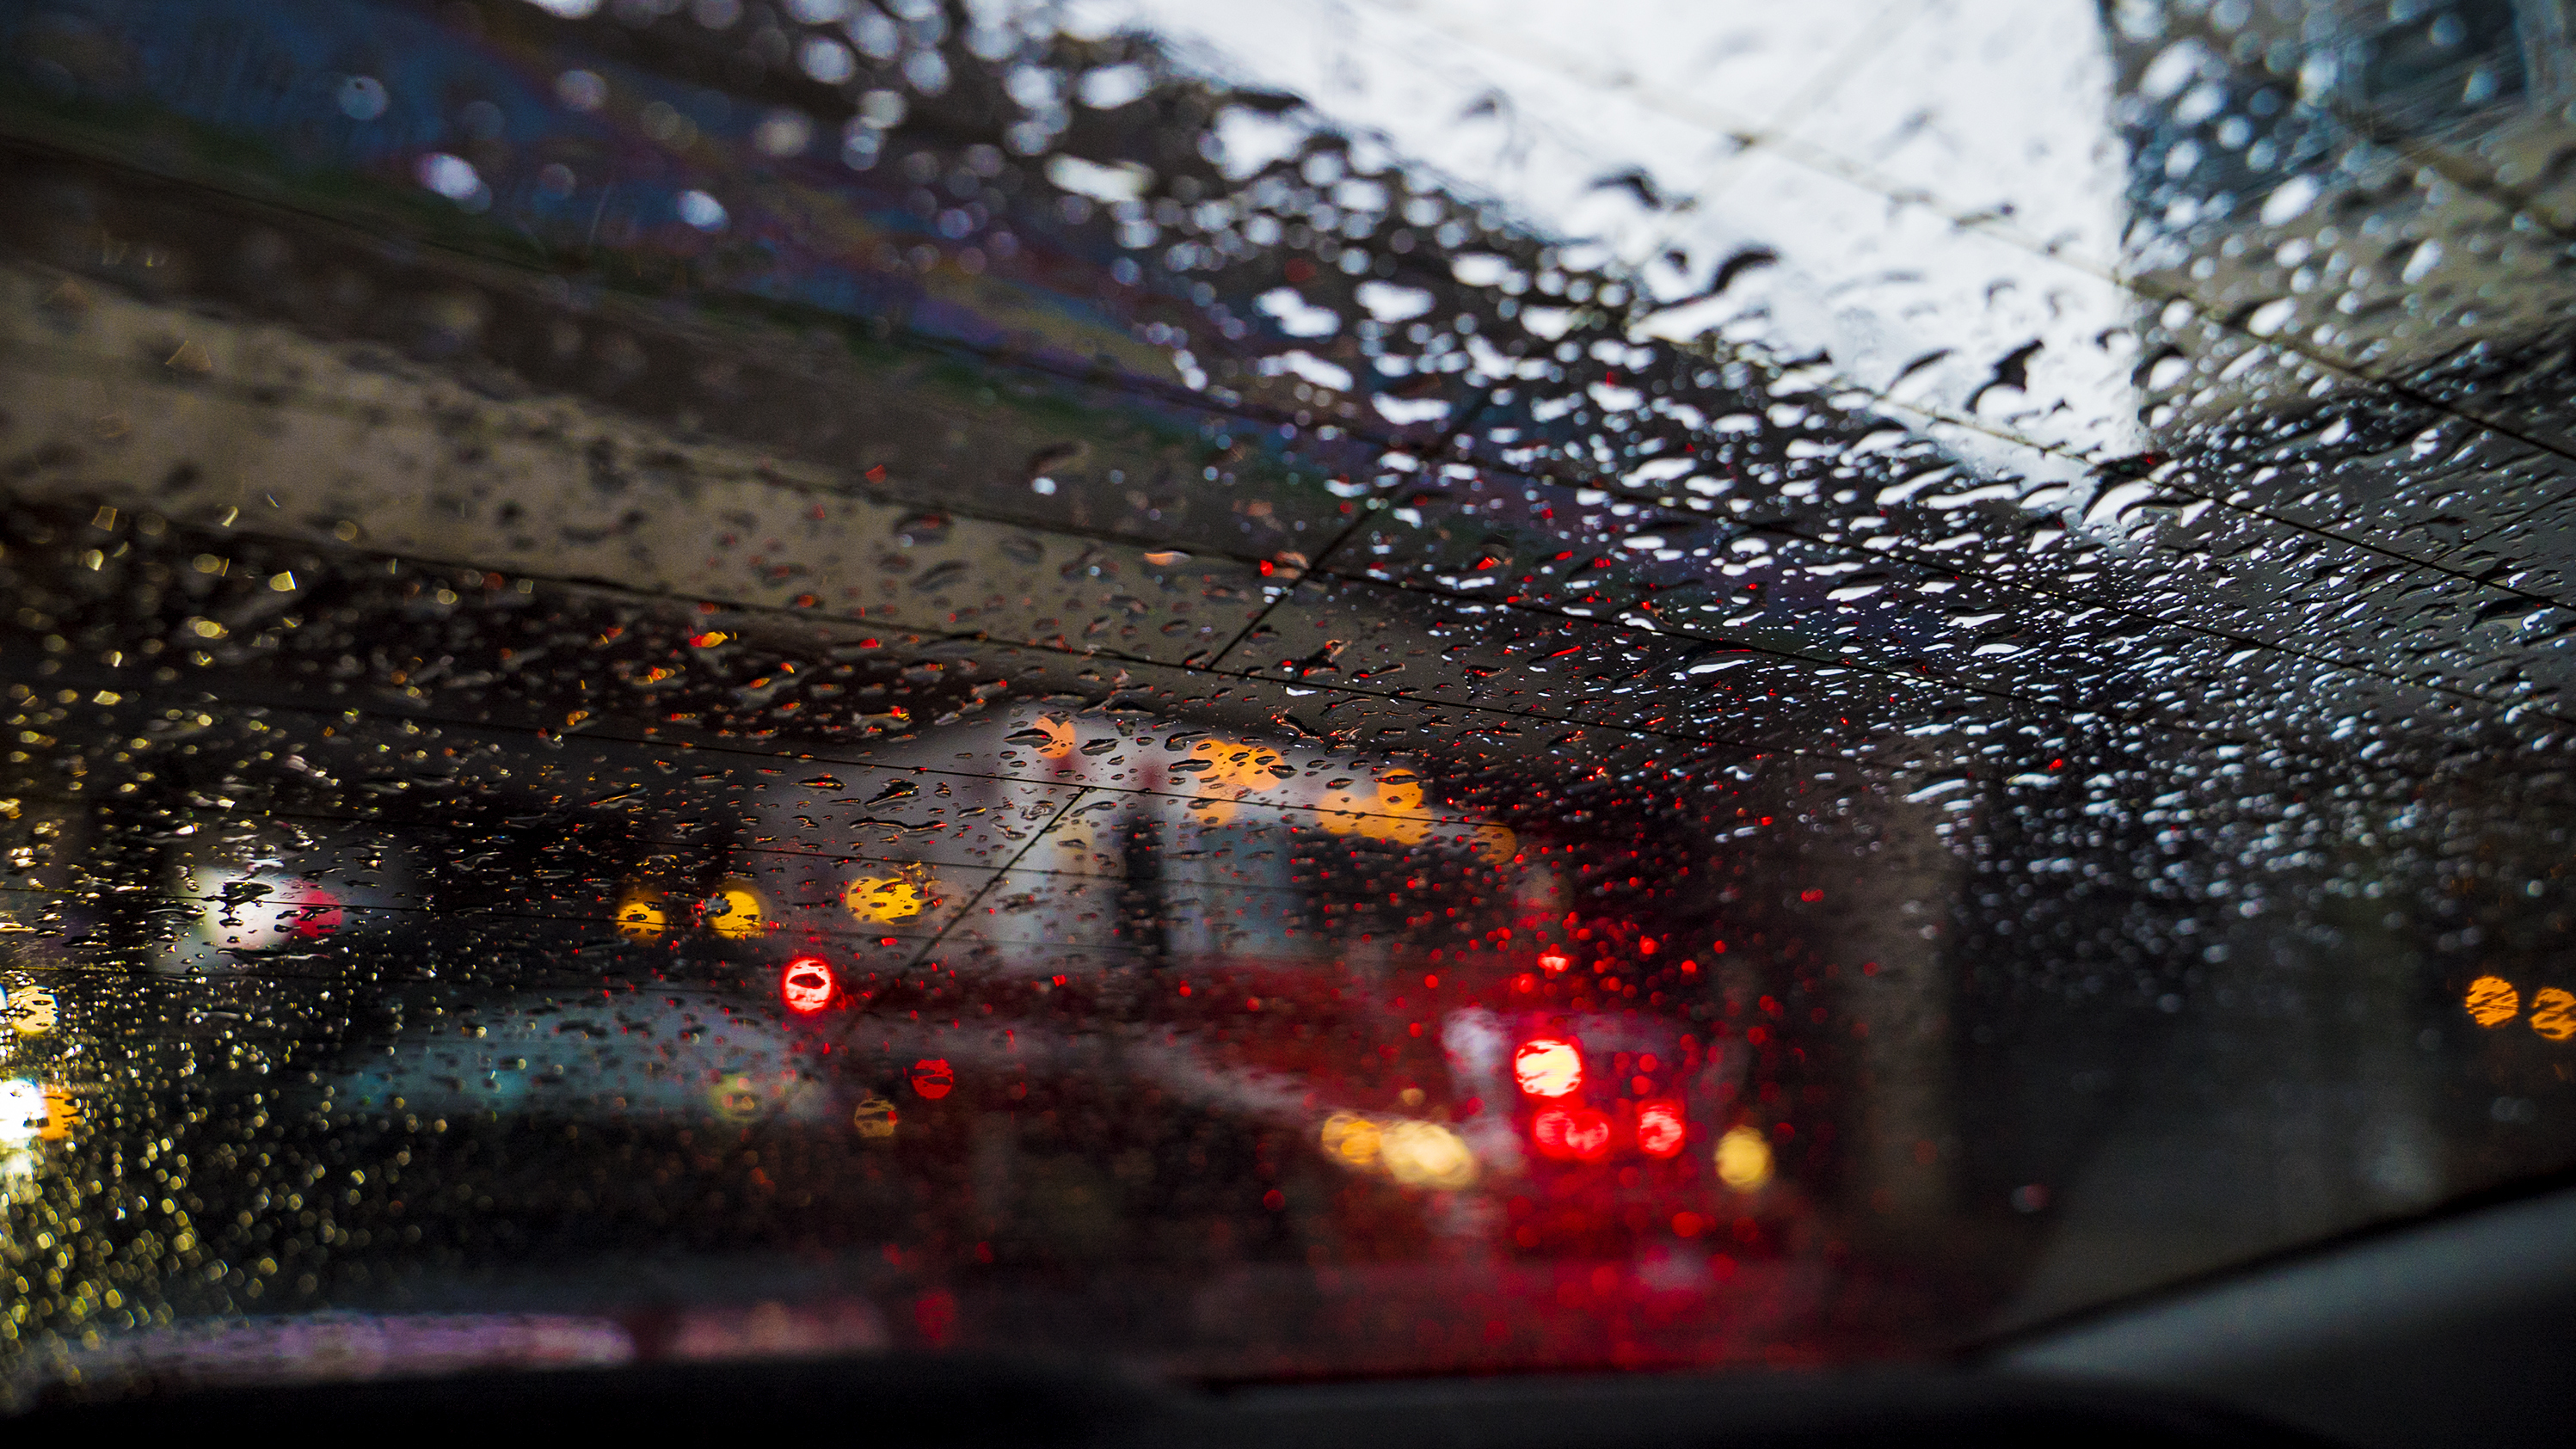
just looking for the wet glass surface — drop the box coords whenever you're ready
[3,0,2575,1402]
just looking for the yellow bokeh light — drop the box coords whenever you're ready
[1359,808,1435,847]
[1183,795,1242,828]
[1380,1120,1478,1190]
[851,1094,899,1139]
[2,982,57,1037]
[710,1073,765,1121]
[1319,771,1432,842]
[2466,974,2521,1028]
[3,1081,79,1145]
[613,893,667,941]
[1315,786,1366,832]
[1189,737,1282,789]
[704,880,767,940]
[1030,715,1077,759]
[1471,824,1518,866]
[38,1084,77,1142]
[2530,986,2576,1043]
[1320,1111,1382,1169]
[845,874,928,924]
[1716,1125,1774,1192]
[1373,771,1425,814]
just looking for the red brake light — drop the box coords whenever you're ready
[1636,1099,1686,1157]
[1512,1038,1583,1097]
[1532,1104,1611,1162]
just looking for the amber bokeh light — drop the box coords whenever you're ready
[2466,975,2522,1028]
[2530,988,2576,1044]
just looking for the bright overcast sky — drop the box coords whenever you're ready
[1061,0,2146,485]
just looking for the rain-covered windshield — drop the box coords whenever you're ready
[3,0,2574,1401]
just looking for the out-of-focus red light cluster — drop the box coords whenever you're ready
[1636,1100,1687,1157]
[1514,1035,1688,1163]
[1512,1037,1583,1097]
[1531,1104,1611,1161]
